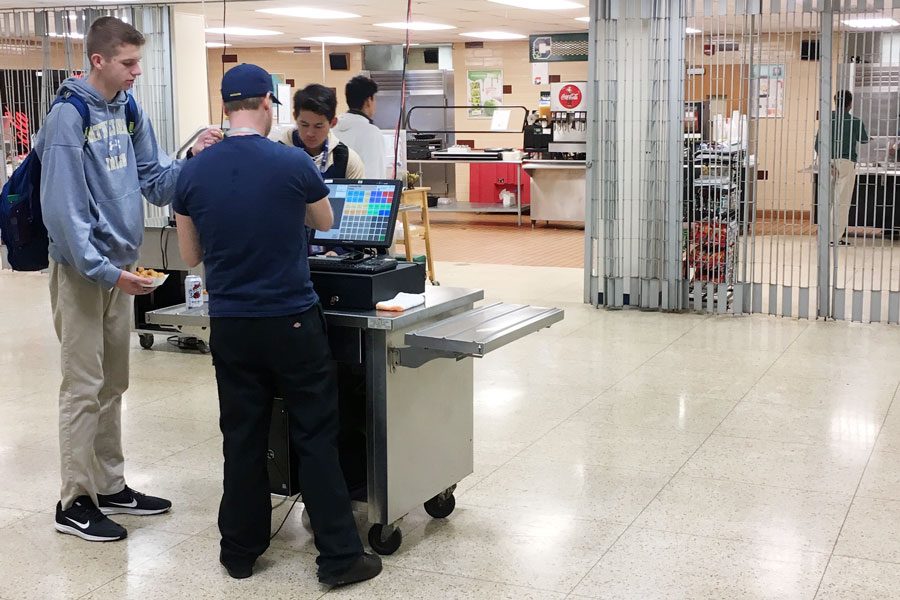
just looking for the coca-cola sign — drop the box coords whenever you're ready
[558,84,583,110]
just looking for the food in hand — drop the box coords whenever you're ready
[134,267,165,278]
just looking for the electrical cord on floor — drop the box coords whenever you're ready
[270,493,303,540]
[166,335,208,354]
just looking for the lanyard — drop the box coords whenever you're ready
[297,135,329,174]
[291,129,329,175]
[314,137,330,174]
[225,127,262,137]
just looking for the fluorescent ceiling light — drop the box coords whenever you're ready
[302,36,370,44]
[205,27,282,36]
[256,7,359,19]
[489,0,584,9]
[686,27,702,34]
[842,18,899,29]
[376,22,455,31]
[49,32,84,39]
[460,31,526,40]
[575,16,590,22]
[206,42,232,48]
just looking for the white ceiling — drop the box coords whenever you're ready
[0,0,591,46]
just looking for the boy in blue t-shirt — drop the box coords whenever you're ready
[172,63,381,587]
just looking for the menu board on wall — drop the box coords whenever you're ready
[751,64,786,118]
[467,69,503,118]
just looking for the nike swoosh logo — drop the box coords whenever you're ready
[66,516,90,529]
[107,499,138,508]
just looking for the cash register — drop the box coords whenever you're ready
[308,179,425,310]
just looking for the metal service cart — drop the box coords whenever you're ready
[145,287,563,555]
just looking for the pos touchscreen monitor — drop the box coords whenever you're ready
[310,179,403,250]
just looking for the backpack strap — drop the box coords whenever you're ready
[53,91,140,140]
[53,91,91,139]
[123,93,139,137]
[330,142,350,179]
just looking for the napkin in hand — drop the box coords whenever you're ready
[376,292,425,312]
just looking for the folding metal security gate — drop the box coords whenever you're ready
[0,5,175,224]
[585,0,900,324]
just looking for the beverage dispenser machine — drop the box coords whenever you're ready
[549,81,587,156]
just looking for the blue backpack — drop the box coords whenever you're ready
[0,91,138,271]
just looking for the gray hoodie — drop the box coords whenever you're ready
[34,77,183,288]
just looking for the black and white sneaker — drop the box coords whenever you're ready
[55,496,127,542]
[97,486,172,516]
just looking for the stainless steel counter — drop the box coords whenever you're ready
[522,159,587,224]
[522,159,587,170]
[146,287,485,331]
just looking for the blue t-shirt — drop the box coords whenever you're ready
[173,135,330,318]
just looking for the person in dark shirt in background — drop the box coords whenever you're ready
[815,90,869,245]
[172,63,381,587]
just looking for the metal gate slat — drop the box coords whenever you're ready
[889,291,900,324]
[769,285,778,316]
[782,286,793,318]
[630,276,641,306]
[648,280,660,309]
[799,288,810,320]
[870,291,882,324]
[752,284,763,314]
[852,290,864,323]
[706,283,715,313]
[734,283,747,314]
[694,281,703,312]
[833,288,846,321]
[717,284,727,314]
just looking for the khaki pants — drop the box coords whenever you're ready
[50,260,131,509]
[831,158,856,241]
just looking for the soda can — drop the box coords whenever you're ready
[185,275,203,308]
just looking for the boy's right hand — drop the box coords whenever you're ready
[116,270,155,295]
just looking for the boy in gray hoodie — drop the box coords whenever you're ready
[34,16,221,542]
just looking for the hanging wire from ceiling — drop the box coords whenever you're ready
[392,0,413,179]
[219,0,227,126]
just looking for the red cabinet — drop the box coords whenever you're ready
[468,163,531,204]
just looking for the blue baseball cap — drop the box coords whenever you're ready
[221,63,282,104]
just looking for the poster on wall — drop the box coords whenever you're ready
[751,64,786,118]
[467,69,503,118]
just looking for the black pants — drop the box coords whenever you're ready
[209,305,363,576]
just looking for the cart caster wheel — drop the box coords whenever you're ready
[368,524,402,555]
[424,492,456,519]
[139,333,154,350]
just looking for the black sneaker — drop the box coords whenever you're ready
[97,486,172,516]
[55,496,127,542]
[319,553,383,587]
